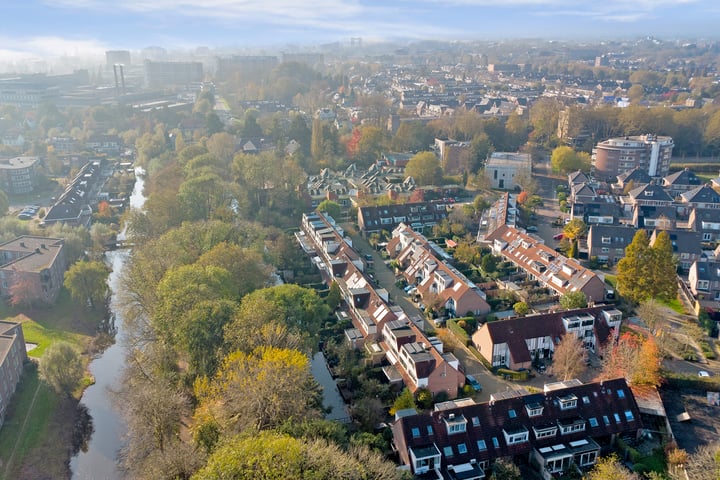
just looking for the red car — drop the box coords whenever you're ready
[553,233,564,241]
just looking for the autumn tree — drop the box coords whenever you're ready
[9,271,43,307]
[491,458,522,480]
[681,443,720,480]
[390,388,416,415]
[550,333,587,381]
[64,260,111,310]
[513,301,529,316]
[39,341,84,397]
[559,291,588,310]
[550,146,590,174]
[195,242,270,298]
[192,431,402,480]
[587,454,639,480]
[405,151,442,186]
[317,199,342,220]
[198,347,323,433]
[601,332,662,387]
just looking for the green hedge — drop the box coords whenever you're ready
[468,346,493,371]
[497,368,529,381]
[447,319,471,346]
[700,340,716,360]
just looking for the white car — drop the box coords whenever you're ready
[698,370,711,377]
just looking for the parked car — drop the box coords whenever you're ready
[698,370,711,377]
[465,374,482,392]
[526,226,538,232]
[553,233,564,240]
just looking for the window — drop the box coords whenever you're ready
[617,389,625,399]
[614,413,621,423]
[443,446,454,457]
[526,405,543,417]
[457,443,467,454]
[704,233,712,241]
[412,427,420,438]
[625,410,635,421]
[559,422,586,435]
[533,426,557,439]
[477,440,487,451]
[603,415,610,426]
[698,280,710,291]
[472,416,480,427]
[492,437,500,448]
[427,425,434,435]
[601,236,611,244]
[579,451,597,466]
[589,417,599,427]
[508,409,517,419]
[583,396,590,404]
[559,394,578,410]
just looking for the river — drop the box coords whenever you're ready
[70,170,145,480]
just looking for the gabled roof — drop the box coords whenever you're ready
[663,169,702,188]
[392,378,642,470]
[588,224,636,249]
[616,167,652,187]
[628,184,673,204]
[650,229,703,256]
[568,170,589,185]
[680,185,720,205]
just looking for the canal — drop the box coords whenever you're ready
[70,170,145,480]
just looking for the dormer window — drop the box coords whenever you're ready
[444,414,467,435]
[525,403,544,417]
[558,394,578,410]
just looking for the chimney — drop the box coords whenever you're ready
[19,241,25,248]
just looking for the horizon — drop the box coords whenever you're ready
[1,0,717,68]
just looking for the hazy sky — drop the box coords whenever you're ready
[2,0,717,60]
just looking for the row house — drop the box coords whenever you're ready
[85,134,122,155]
[392,378,642,480]
[477,193,518,242]
[358,201,448,238]
[586,225,637,266]
[677,185,720,212]
[662,168,703,199]
[688,260,720,311]
[0,321,27,428]
[484,225,606,303]
[649,229,703,273]
[689,208,720,243]
[387,224,491,317]
[615,167,651,192]
[471,306,621,370]
[298,212,465,399]
[381,319,464,399]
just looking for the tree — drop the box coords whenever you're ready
[601,332,662,387]
[637,299,665,332]
[326,281,342,311]
[195,242,270,298]
[616,230,653,304]
[193,431,402,480]
[9,271,43,307]
[617,230,676,304]
[199,347,323,433]
[404,151,442,186]
[550,146,590,174]
[682,443,720,480]
[649,230,678,301]
[39,341,84,397]
[559,291,588,310]
[64,260,111,310]
[550,333,587,381]
[587,454,640,480]
[491,458,521,480]
[513,301,529,316]
[390,388,416,415]
[317,199,342,220]
[205,132,236,164]
[563,218,587,241]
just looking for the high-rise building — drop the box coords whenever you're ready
[143,60,203,89]
[592,134,674,180]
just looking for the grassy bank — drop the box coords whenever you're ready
[0,364,71,480]
[0,288,108,479]
[0,288,102,357]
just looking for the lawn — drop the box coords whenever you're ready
[0,365,60,480]
[659,297,687,314]
[0,288,101,357]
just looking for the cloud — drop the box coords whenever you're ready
[0,36,107,62]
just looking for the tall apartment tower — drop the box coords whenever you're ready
[592,134,674,181]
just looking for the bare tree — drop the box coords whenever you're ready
[550,333,587,381]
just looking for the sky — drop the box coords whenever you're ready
[1,0,718,61]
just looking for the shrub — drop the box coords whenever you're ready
[447,319,471,346]
[497,368,529,381]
